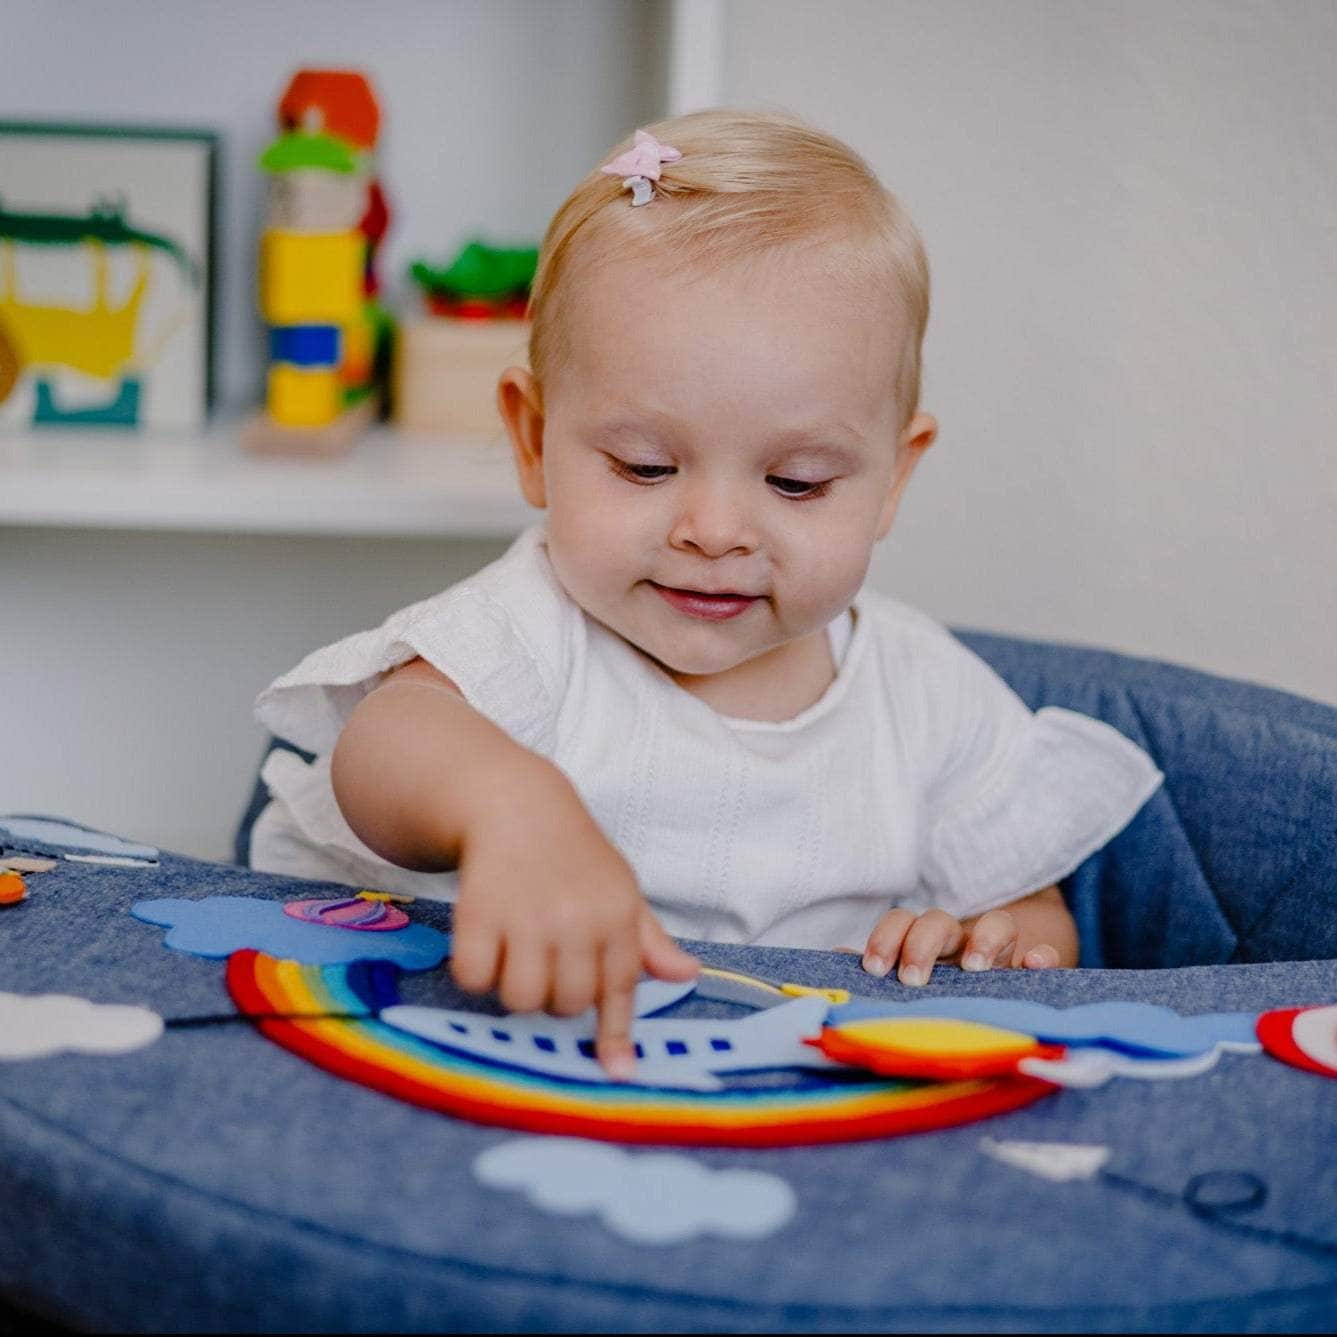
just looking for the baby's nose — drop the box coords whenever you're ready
[668,485,759,557]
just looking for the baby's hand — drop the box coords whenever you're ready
[859,904,1064,987]
[449,763,698,1078]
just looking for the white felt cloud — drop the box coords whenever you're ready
[1017,1042,1248,1088]
[0,991,163,1060]
[474,1137,797,1245]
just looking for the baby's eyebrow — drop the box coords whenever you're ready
[589,413,677,446]
[768,434,864,471]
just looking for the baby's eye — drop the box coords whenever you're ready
[610,458,675,483]
[767,475,830,500]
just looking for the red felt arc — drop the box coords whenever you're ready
[226,951,1058,1147]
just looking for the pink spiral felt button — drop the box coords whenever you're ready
[282,896,410,932]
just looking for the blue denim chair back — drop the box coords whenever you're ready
[236,632,1337,968]
[955,631,1337,966]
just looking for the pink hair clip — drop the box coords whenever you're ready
[601,129,682,206]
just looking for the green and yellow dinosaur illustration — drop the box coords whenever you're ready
[0,198,198,409]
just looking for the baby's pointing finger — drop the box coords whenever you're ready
[899,911,963,987]
[595,939,640,1081]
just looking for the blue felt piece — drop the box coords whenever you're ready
[0,816,158,862]
[269,323,341,367]
[828,997,1260,1058]
[130,896,449,969]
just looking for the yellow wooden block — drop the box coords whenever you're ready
[260,230,363,324]
[267,364,342,426]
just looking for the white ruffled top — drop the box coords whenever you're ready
[253,526,1162,950]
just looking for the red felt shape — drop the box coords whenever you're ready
[1257,1005,1337,1079]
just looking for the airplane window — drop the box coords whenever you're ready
[448,1021,468,1034]
[490,1028,512,1042]
[634,1043,644,1058]
[709,1037,733,1051]
[577,1039,596,1058]
[532,1036,557,1052]
[665,1039,688,1056]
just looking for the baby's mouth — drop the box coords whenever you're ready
[648,582,761,622]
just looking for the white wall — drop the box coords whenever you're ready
[722,0,1337,707]
[4,1,1335,862]
[0,1,659,858]
[0,527,509,859]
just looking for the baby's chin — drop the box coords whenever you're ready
[618,621,786,683]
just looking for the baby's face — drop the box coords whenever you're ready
[517,244,928,683]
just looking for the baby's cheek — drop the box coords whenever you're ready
[787,543,869,616]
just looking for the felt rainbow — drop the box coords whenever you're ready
[226,951,1055,1146]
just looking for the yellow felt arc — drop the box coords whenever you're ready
[832,1017,1040,1059]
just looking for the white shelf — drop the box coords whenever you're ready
[0,420,537,538]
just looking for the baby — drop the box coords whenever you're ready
[253,110,1162,1077]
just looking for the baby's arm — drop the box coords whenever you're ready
[330,658,698,1075]
[860,886,1077,986]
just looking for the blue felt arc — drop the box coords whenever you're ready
[827,997,1260,1058]
[130,896,449,970]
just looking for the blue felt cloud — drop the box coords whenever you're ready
[1,816,159,861]
[131,896,449,970]
[827,996,1259,1058]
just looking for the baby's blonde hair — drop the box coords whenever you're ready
[528,108,930,428]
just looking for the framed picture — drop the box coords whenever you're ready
[0,121,217,431]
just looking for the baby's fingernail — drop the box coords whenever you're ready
[862,954,889,978]
[963,952,989,972]
[604,1051,635,1081]
[899,964,928,987]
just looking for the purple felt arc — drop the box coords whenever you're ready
[283,897,410,931]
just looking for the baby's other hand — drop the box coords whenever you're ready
[859,905,1064,986]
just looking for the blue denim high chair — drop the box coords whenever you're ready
[7,632,1334,1334]
[235,629,1337,969]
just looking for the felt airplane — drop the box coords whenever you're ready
[381,978,844,1091]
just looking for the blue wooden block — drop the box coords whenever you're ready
[269,324,341,367]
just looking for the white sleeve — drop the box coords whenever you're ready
[917,636,1163,920]
[253,526,575,760]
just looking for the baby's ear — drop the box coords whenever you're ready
[498,368,547,508]
[875,412,937,539]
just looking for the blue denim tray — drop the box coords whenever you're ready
[1,845,1334,1333]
